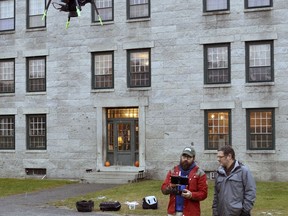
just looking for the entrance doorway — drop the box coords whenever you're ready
[106,108,139,166]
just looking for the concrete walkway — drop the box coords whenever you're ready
[0,183,122,216]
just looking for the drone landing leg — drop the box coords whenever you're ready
[74,0,81,17]
[42,0,53,20]
[91,0,103,25]
[66,16,71,29]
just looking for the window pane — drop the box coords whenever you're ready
[248,42,272,82]
[107,108,139,119]
[93,52,113,89]
[95,0,113,21]
[27,115,46,149]
[0,0,14,31]
[28,58,46,92]
[0,116,15,149]
[205,0,228,11]
[205,44,230,84]
[249,44,271,67]
[29,15,44,28]
[0,0,14,19]
[129,50,150,87]
[107,122,114,151]
[206,111,230,149]
[28,0,45,28]
[248,67,271,81]
[247,0,271,7]
[29,0,44,15]
[129,0,149,19]
[248,110,273,149]
[208,47,228,69]
[0,60,14,93]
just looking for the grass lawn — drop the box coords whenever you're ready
[52,180,288,216]
[1,178,287,215]
[0,178,76,197]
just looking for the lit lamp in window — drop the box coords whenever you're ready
[118,136,123,149]
[220,113,225,120]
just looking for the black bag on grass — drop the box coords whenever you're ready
[142,196,158,209]
[76,200,94,212]
[99,201,121,211]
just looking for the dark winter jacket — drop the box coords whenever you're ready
[212,160,256,216]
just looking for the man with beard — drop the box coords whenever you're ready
[161,146,208,216]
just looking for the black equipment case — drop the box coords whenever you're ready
[142,196,158,209]
[99,201,121,211]
[76,200,94,212]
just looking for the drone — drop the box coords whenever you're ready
[42,0,103,28]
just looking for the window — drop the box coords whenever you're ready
[245,0,272,9]
[27,114,46,150]
[27,0,46,28]
[205,110,231,150]
[246,41,273,82]
[247,109,274,150]
[203,0,229,12]
[0,0,15,31]
[27,57,46,92]
[0,115,15,150]
[127,49,151,88]
[127,0,150,19]
[204,43,230,84]
[0,59,15,93]
[92,52,114,89]
[25,168,46,175]
[93,0,113,23]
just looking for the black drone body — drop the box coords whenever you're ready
[43,0,103,28]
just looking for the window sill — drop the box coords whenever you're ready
[91,21,114,26]
[128,87,151,91]
[91,89,114,93]
[245,82,274,87]
[0,30,15,35]
[204,83,232,88]
[0,93,15,97]
[203,11,230,16]
[25,150,47,153]
[26,27,46,32]
[244,7,273,13]
[246,150,276,154]
[126,17,151,23]
[0,150,15,153]
[25,92,47,96]
[204,150,218,154]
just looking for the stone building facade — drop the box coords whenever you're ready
[0,0,288,181]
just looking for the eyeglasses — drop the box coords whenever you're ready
[217,155,225,159]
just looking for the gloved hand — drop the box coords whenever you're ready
[162,184,180,195]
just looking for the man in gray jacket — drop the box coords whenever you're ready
[212,145,256,216]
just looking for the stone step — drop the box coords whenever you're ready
[81,170,145,184]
